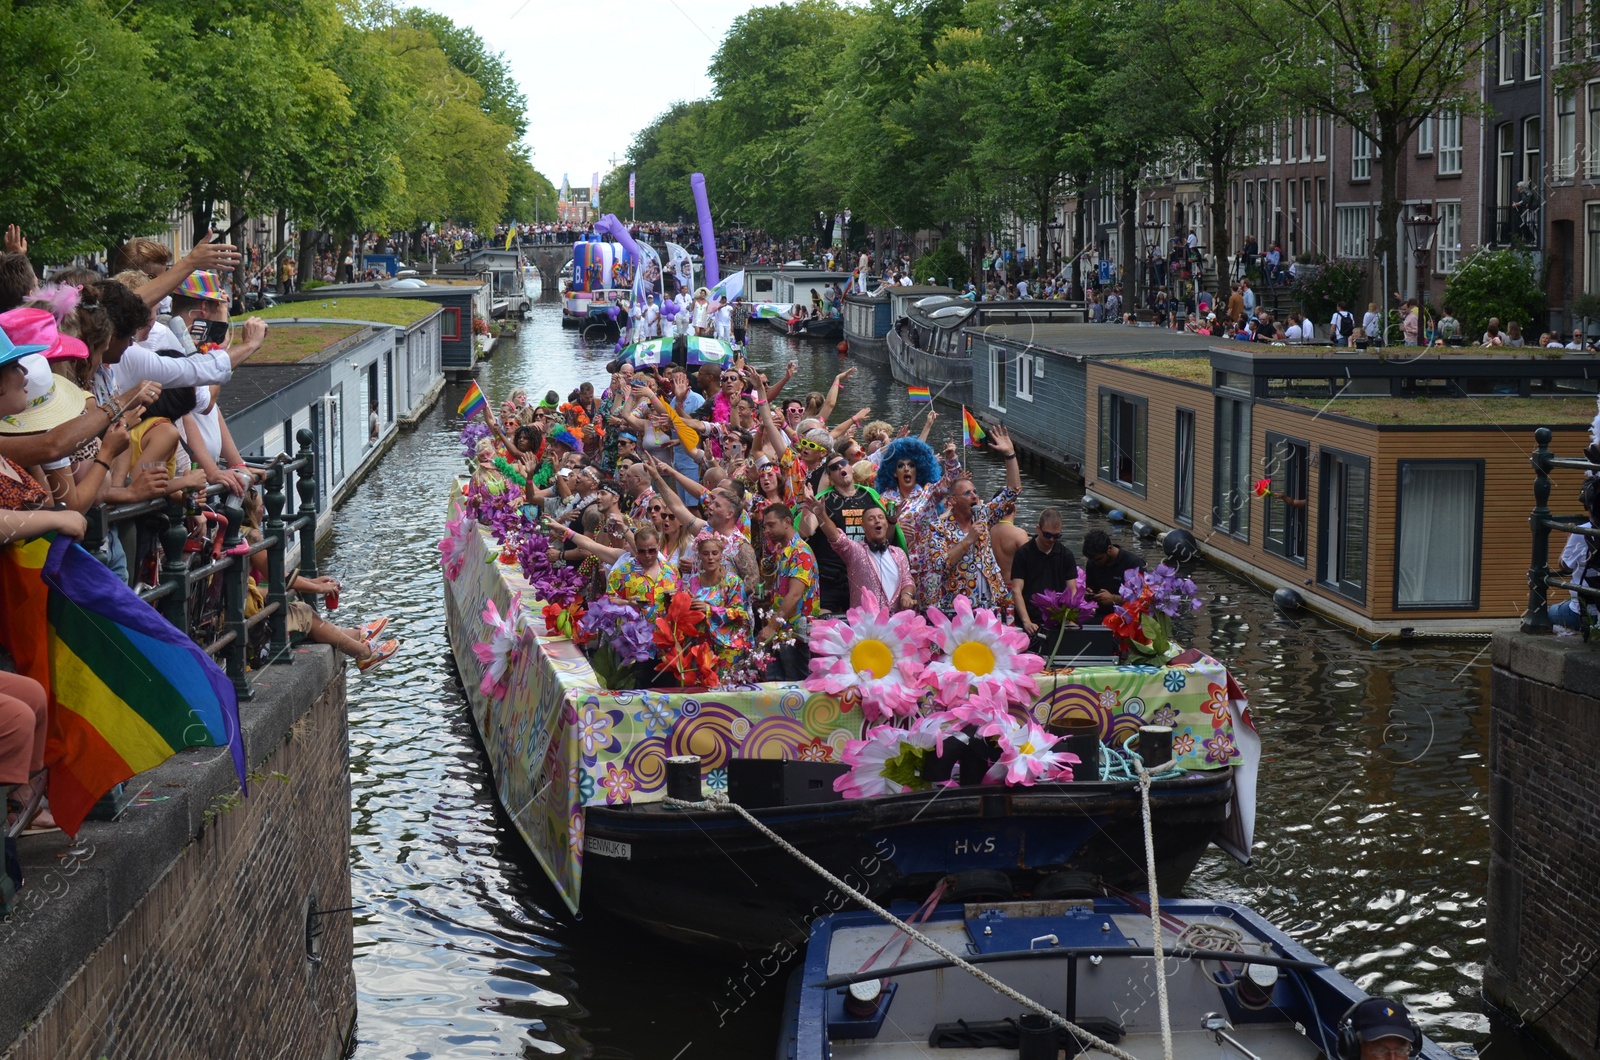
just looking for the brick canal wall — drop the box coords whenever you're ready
[1485,633,1600,1059]
[0,645,354,1060]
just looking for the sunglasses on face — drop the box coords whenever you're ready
[828,462,849,474]
[636,548,659,557]
[1041,530,1061,540]
[797,440,826,452]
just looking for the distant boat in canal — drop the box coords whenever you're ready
[779,896,1460,1059]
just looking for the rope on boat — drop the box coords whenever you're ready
[1135,760,1175,1060]
[664,789,1146,1060]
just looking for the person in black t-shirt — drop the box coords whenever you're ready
[796,453,887,613]
[1010,508,1077,640]
[1082,529,1144,621]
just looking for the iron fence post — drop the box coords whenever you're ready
[1524,427,1555,634]
[294,428,320,585]
[220,499,252,698]
[158,496,191,635]
[263,461,291,660]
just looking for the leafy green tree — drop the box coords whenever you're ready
[1444,248,1546,337]
[398,8,528,139]
[0,0,183,261]
[602,101,713,222]
[503,150,558,224]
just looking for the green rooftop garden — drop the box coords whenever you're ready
[249,297,439,327]
[1280,395,1599,425]
[1106,357,1213,384]
[242,324,366,365]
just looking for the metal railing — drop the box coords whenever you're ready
[82,428,320,696]
[1524,427,1600,632]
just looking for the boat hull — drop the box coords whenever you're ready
[888,327,971,406]
[580,770,1234,950]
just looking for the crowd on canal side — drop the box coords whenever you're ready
[0,228,405,911]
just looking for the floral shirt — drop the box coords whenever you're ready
[764,536,820,621]
[606,557,680,621]
[686,570,752,657]
[919,486,1018,612]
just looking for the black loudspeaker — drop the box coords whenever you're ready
[726,759,847,809]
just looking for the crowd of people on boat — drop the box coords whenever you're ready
[466,354,1150,683]
[0,226,408,851]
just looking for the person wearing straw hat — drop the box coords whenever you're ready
[0,354,130,515]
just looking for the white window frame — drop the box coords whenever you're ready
[1588,82,1600,177]
[1352,128,1373,181]
[1499,24,1516,84]
[1336,205,1372,259]
[1557,90,1578,178]
[1525,116,1542,189]
[1315,117,1326,160]
[1525,12,1543,79]
[1301,115,1313,161]
[1015,350,1035,401]
[1417,114,1434,155]
[1436,201,1462,273]
[988,345,1007,413]
[1437,110,1463,174]
[1497,123,1515,210]
[1285,119,1295,161]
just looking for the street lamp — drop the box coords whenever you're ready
[1138,211,1164,306]
[1401,204,1441,304]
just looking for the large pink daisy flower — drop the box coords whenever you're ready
[923,596,1044,711]
[983,716,1078,786]
[806,595,931,721]
[834,725,937,799]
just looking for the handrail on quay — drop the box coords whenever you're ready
[1524,426,1600,633]
[81,428,320,697]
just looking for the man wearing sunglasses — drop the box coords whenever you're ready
[1010,508,1076,642]
[797,452,892,613]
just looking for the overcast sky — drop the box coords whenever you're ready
[418,0,780,191]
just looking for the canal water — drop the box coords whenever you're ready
[330,296,1515,1058]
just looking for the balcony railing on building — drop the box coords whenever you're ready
[1486,204,1540,249]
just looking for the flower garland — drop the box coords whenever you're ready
[493,456,527,487]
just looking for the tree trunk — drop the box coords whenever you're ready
[1209,153,1232,309]
[1120,169,1137,306]
[1072,176,1088,294]
[298,226,319,288]
[1376,122,1404,315]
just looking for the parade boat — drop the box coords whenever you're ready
[887,294,975,406]
[442,483,1260,951]
[778,897,1457,1059]
[561,238,637,331]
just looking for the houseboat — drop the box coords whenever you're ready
[437,246,530,318]
[973,326,1599,636]
[561,239,636,331]
[283,276,491,378]
[887,289,974,406]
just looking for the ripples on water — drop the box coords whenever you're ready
[333,294,1508,1057]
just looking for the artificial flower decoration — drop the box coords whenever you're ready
[805,594,930,721]
[983,717,1079,785]
[652,592,719,687]
[472,597,529,700]
[1253,477,1273,499]
[439,512,474,581]
[923,596,1044,711]
[542,598,586,640]
[579,596,654,689]
[834,725,938,799]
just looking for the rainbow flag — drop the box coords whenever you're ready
[907,386,931,403]
[458,381,487,420]
[962,406,987,447]
[0,537,247,836]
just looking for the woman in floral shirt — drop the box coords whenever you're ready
[684,533,751,661]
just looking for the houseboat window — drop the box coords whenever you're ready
[1398,377,1457,396]
[755,277,774,294]
[1263,434,1308,564]
[1214,370,1253,393]
[1212,396,1251,538]
[1266,377,1336,398]
[1016,351,1036,401]
[988,346,1008,413]
[1396,460,1482,609]
[1464,377,1524,395]
[1318,449,1369,602]
[1341,376,1392,397]
[1175,409,1195,526]
[1097,390,1147,495]
[1555,377,1600,393]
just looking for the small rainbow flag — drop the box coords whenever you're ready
[0,537,247,836]
[962,406,987,447]
[907,386,932,403]
[458,381,487,420]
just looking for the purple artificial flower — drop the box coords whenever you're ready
[1146,562,1204,618]
[580,596,654,664]
[460,420,492,462]
[1032,572,1095,628]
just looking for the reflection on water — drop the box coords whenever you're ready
[334,294,1507,1057]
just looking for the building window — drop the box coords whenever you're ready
[1300,114,1312,161]
[1015,349,1035,401]
[1557,0,1573,63]
[1212,395,1251,539]
[1097,390,1147,495]
[1318,449,1369,602]
[987,345,1007,413]
[1285,119,1295,161]
[1395,460,1482,608]
[1437,201,1463,273]
[1585,203,1600,294]
[1417,114,1434,155]
[1525,117,1542,191]
[1336,205,1372,259]
[1557,91,1577,178]
[1499,24,1515,83]
[1271,122,1281,162]
[1352,128,1373,180]
[1587,82,1600,177]
[1497,123,1515,217]
[1263,434,1308,564]
[1525,12,1543,78]
[440,306,462,341]
[1315,117,1326,160]
[1437,110,1462,174]
[1175,409,1195,526]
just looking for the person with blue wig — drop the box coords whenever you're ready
[873,436,960,608]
